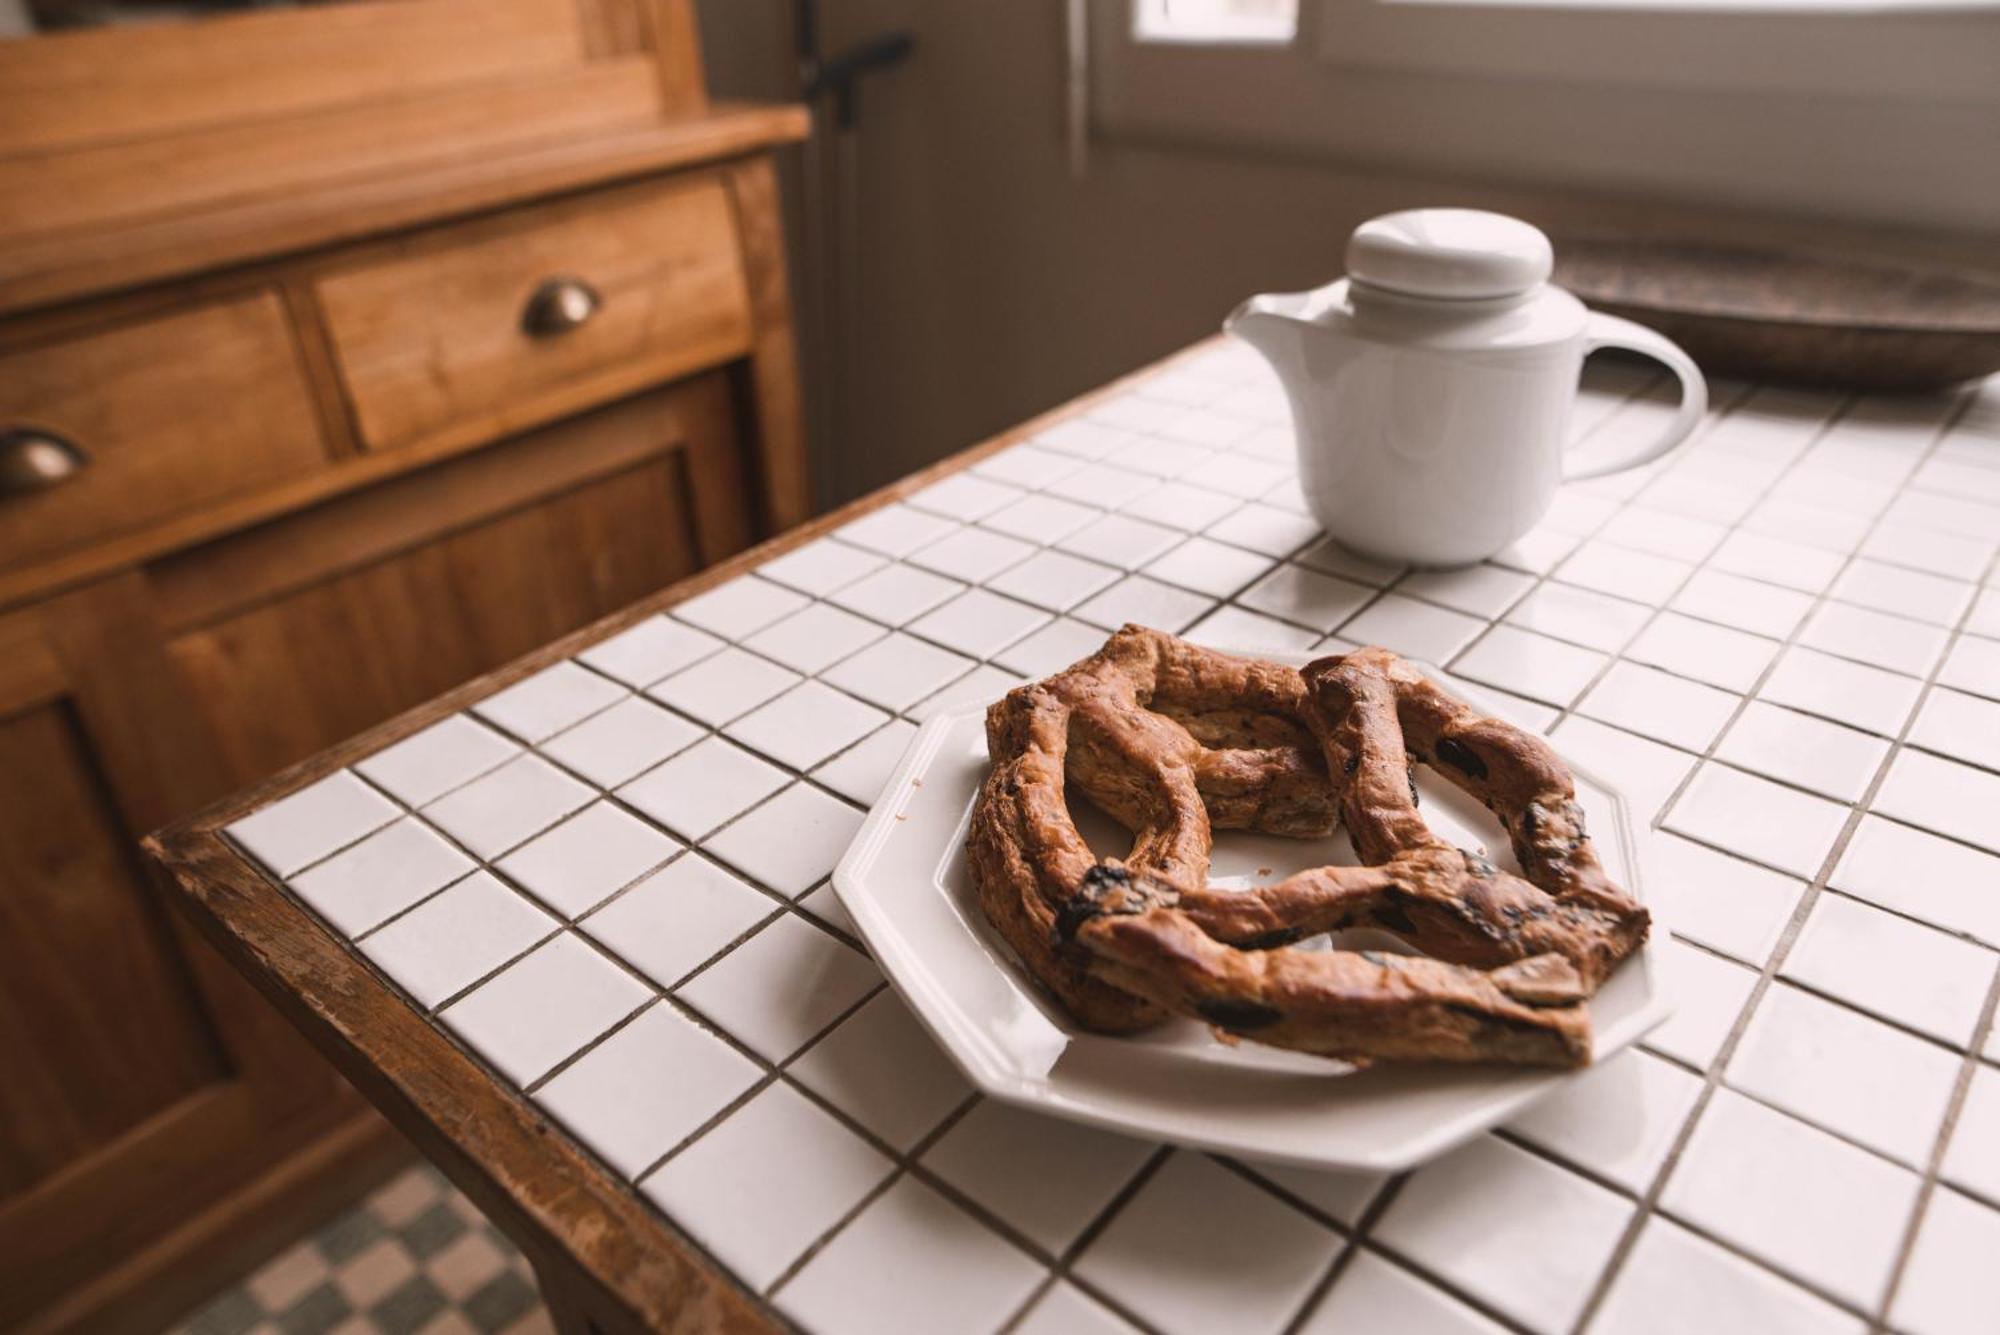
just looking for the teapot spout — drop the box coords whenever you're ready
[1223,291,1313,386]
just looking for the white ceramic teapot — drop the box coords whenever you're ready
[1226,208,1706,567]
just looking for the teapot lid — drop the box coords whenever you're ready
[1346,209,1552,300]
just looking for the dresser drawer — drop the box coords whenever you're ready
[315,176,756,453]
[0,292,327,570]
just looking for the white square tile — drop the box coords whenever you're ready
[1183,604,1321,654]
[1233,1161,1385,1228]
[812,719,921,806]
[908,589,1051,660]
[1237,564,1373,633]
[974,442,1085,490]
[1662,1089,1919,1310]
[1861,521,1996,582]
[1206,501,1320,557]
[229,770,400,878]
[726,681,891,772]
[1594,1218,1865,1335]
[1891,1187,2000,1335]
[742,603,885,676]
[1057,513,1185,570]
[1506,582,1651,653]
[1075,1152,1336,1335]
[1643,938,1757,1070]
[1670,568,1815,639]
[921,1099,1156,1254]
[1140,536,1276,599]
[1649,834,1803,965]
[577,615,724,689]
[835,504,960,558]
[1709,530,1845,593]
[540,696,703,789]
[1743,496,1873,553]
[673,575,809,640]
[1937,634,2000,702]
[616,737,789,841]
[676,914,879,1061]
[906,472,1026,521]
[1489,523,1581,574]
[1338,594,1483,663]
[1072,575,1216,633]
[1625,613,1778,693]
[1556,538,1694,604]
[646,647,800,728]
[1120,479,1244,531]
[908,663,1033,722]
[1714,702,1889,803]
[1506,1049,1703,1192]
[1727,982,1960,1165]
[1885,489,2000,541]
[1759,646,1924,736]
[1374,1135,1631,1332]
[1546,716,1695,824]
[440,932,648,1085]
[1038,416,1144,459]
[355,716,520,809]
[1151,407,1257,451]
[987,549,1123,611]
[798,882,857,939]
[992,618,1112,677]
[1103,432,1210,476]
[1908,686,2000,772]
[705,784,865,898]
[1293,537,1406,587]
[1600,505,1729,564]
[1831,558,1974,627]
[290,817,474,937]
[1798,601,1948,678]
[495,801,678,918]
[580,854,773,987]
[1783,893,1995,1047]
[776,1176,1044,1335]
[1400,564,1536,618]
[1181,451,1290,500]
[1300,1250,1506,1335]
[1665,763,1849,878]
[907,525,1037,584]
[755,537,889,596]
[423,755,593,861]
[473,662,625,744]
[1831,815,2000,948]
[1541,487,1621,537]
[821,634,978,713]
[359,871,556,1009]
[1875,749,2000,854]
[1014,1283,1141,1335]
[790,990,972,1150]
[535,1003,760,1178]
[1577,661,1736,752]
[641,1082,893,1290]
[981,493,1100,544]
[1942,1065,2000,1207]
[1452,625,1607,706]
[1967,590,2000,639]
[1043,461,1156,509]
[826,562,966,627]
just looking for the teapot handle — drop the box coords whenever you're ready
[1565,313,1709,481]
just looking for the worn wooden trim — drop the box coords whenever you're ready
[0,102,809,320]
[143,339,1219,1331]
[643,0,711,116]
[724,156,815,531]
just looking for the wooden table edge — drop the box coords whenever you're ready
[142,335,1229,1332]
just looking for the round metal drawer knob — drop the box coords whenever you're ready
[521,276,602,338]
[0,428,89,497]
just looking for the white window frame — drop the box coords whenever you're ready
[1093,0,2000,232]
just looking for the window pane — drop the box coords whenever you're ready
[1132,0,1300,43]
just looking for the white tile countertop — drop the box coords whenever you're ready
[220,343,2000,1335]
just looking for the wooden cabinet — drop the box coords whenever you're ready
[0,1,809,1327]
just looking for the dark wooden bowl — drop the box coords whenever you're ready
[1553,240,2000,391]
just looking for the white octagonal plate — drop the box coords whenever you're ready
[831,652,1671,1172]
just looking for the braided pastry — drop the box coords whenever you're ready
[967,626,1648,1067]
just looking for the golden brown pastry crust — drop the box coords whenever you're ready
[966,626,1649,1068]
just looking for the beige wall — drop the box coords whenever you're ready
[698,1,1996,507]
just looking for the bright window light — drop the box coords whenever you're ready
[1132,0,1301,43]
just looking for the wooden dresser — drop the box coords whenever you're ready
[0,3,808,1328]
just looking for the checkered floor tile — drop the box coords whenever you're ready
[175,1163,549,1335]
